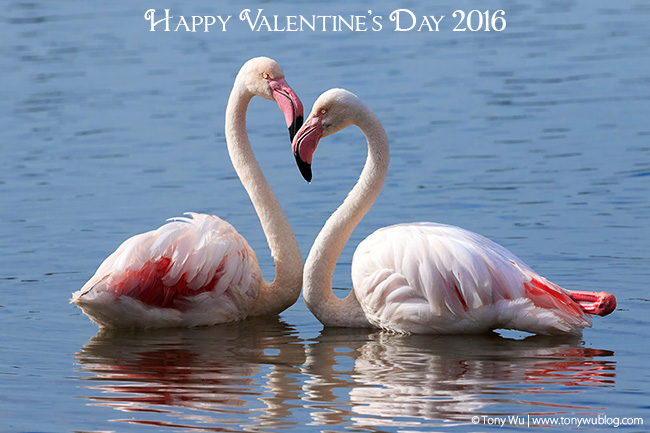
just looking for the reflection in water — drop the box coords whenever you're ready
[75,316,306,431]
[302,329,616,430]
[76,320,616,432]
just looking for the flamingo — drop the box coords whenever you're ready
[292,88,616,335]
[71,57,304,328]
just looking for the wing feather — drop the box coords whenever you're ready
[72,213,260,328]
[352,222,590,334]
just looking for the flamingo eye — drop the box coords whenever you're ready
[262,72,269,79]
[320,109,327,115]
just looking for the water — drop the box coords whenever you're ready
[1,0,649,431]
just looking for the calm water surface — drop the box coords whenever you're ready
[1,0,649,432]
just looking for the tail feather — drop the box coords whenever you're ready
[524,276,586,319]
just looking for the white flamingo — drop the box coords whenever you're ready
[292,88,616,335]
[72,57,304,328]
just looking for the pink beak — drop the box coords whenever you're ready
[268,78,303,141]
[291,115,324,182]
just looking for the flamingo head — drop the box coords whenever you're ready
[292,89,364,182]
[239,57,304,141]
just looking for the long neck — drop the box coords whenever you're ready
[303,108,389,327]
[225,80,303,316]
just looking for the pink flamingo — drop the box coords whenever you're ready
[72,57,304,328]
[292,88,615,335]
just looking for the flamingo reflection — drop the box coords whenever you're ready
[75,320,615,431]
[301,329,615,429]
[75,316,305,431]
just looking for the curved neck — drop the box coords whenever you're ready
[303,107,389,327]
[225,79,303,316]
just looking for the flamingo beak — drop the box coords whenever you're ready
[268,78,304,141]
[291,115,323,183]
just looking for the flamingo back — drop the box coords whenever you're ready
[71,213,261,328]
[351,223,591,335]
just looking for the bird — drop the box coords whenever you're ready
[291,88,616,335]
[71,57,305,329]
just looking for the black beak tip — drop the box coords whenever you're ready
[288,115,304,142]
[293,151,312,183]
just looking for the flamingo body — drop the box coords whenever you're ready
[352,223,590,335]
[72,213,262,328]
[292,88,616,336]
[72,57,304,329]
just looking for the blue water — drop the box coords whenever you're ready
[2,0,649,431]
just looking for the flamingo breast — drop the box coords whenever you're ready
[72,213,261,328]
[351,223,591,335]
